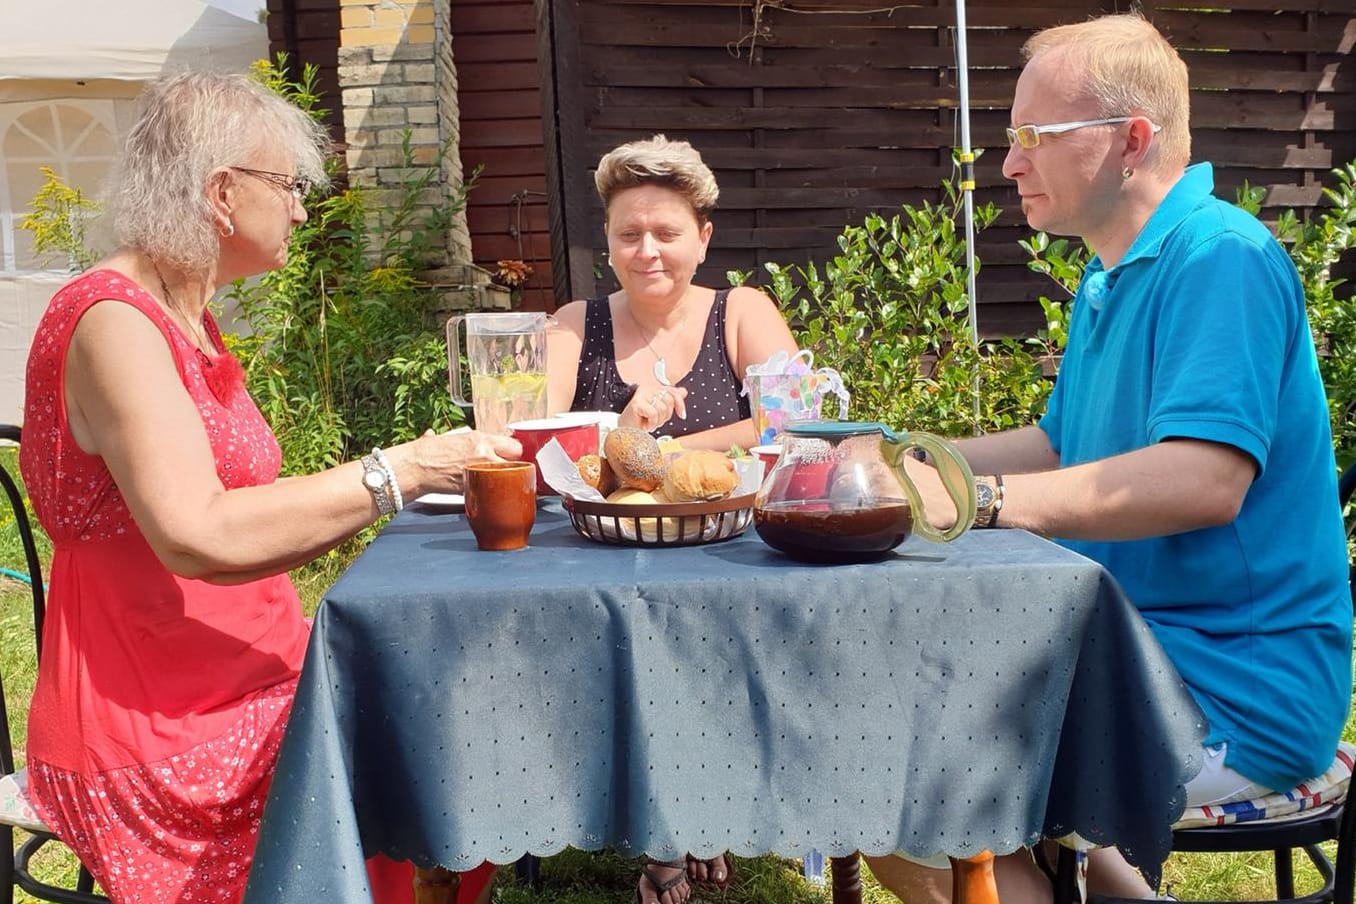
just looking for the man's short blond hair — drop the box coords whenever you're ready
[594,134,719,222]
[1024,13,1191,172]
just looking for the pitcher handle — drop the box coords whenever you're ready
[884,433,977,543]
[814,366,850,420]
[447,315,470,407]
[833,387,851,421]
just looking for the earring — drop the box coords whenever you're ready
[220,221,235,238]
[1122,167,1133,180]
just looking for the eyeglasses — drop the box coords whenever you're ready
[229,166,311,200]
[1005,117,1161,150]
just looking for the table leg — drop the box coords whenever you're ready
[1053,846,1082,904]
[831,854,863,904]
[413,866,461,904]
[515,853,542,889]
[950,852,998,904]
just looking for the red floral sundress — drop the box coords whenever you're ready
[18,269,311,903]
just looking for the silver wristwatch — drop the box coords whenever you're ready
[361,454,397,516]
[973,474,1005,529]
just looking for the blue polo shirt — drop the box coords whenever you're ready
[1039,163,1351,791]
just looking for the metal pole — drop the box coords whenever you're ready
[953,0,982,430]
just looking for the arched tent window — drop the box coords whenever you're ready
[0,100,117,273]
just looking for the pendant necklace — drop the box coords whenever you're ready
[627,305,673,386]
[154,264,212,359]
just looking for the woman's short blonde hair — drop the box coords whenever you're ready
[108,71,331,275]
[594,134,719,222]
[1024,13,1191,172]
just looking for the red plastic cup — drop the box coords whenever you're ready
[750,444,783,479]
[782,460,835,501]
[509,418,600,495]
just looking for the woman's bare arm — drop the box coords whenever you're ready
[66,300,519,583]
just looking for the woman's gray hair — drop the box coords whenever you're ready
[594,134,719,223]
[108,70,331,274]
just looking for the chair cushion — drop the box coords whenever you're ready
[0,768,51,833]
[1173,742,1354,830]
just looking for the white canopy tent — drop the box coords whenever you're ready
[0,0,265,86]
[0,0,266,424]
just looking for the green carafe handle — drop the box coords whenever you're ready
[881,432,977,543]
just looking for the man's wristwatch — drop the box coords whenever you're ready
[361,454,397,516]
[973,474,1005,529]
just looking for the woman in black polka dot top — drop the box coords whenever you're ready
[548,134,799,453]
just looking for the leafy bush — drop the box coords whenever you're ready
[745,181,1058,435]
[746,158,1355,507]
[1024,164,1356,555]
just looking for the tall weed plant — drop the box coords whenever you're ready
[17,169,101,273]
[223,60,468,478]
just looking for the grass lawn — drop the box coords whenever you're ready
[0,444,1347,903]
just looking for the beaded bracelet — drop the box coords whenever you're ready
[371,447,404,512]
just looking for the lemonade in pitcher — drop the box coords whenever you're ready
[447,312,553,435]
[468,372,549,436]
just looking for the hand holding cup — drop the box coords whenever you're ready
[407,428,524,495]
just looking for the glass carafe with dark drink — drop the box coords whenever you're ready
[753,420,976,562]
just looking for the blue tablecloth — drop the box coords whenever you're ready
[244,501,1206,903]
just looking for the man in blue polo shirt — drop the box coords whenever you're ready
[868,12,1351,904]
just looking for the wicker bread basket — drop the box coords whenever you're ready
[562,493,755,547]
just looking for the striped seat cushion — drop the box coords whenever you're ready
[0,767,51,834]
[1173,742,1355,830]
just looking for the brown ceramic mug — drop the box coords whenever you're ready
[464,461,537,550]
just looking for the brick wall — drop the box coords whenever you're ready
[337,0,469,266]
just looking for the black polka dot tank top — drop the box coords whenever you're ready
[569,288,751,438]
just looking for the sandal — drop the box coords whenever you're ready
[686,852,735,891]
[638,858,691,904]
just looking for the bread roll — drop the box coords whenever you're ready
[606,487,685,541]
[605,488,669,505]
[604,426,666,491]
[662,450,737,502]
[576,454,618,496]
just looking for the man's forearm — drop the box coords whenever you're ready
[996,439,1255,541]
[954,425,1060,476]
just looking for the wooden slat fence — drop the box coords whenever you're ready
[451,0,559,312]
[267,0,344,148]
[541,0,1356,334]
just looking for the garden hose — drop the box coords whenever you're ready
[0,565,38,587]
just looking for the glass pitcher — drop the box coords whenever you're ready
[753,420,977,562]
[447,312,553,435]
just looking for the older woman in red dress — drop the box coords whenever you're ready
[20,71,513,904]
